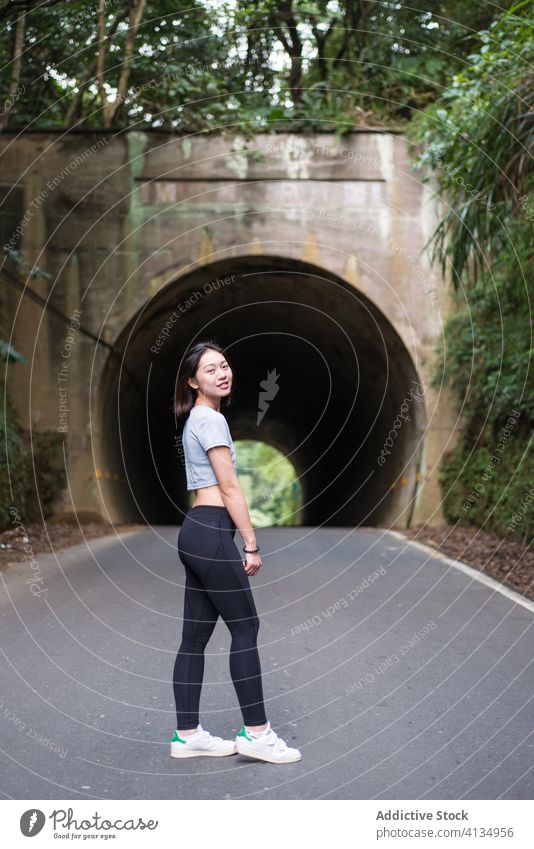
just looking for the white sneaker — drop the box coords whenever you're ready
[170,724,237,758]
[236,721,302,763]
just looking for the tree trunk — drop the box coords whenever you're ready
[274,0,303,106]
[96,0,108,125]
[64,8,129,127]
[104,0,147,127]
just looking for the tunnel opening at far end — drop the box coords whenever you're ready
[97,255,426,528]
[231,440,303,527]
[178,439,303,526]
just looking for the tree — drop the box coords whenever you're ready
[0,0,518,131]
[410,1,534,542]
[411,1,534,289]
[96,0,146,127]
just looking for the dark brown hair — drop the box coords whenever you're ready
[174,340,234,418]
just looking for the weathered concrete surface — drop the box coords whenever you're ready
[0,526,531,800]
[0,131,461,527]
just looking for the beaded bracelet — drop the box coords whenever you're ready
[243,545,260,554]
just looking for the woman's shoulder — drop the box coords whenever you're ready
[187,406,229,432]
[189,405,226,419]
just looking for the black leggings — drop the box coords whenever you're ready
[173,505,268,730]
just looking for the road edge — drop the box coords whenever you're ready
[386,530,534,615]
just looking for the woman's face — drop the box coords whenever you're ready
[190,349,232,399]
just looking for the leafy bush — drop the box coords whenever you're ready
[0,391,33,528]
[439,422,533,544]
[0,381,66,531]
[431,245,534,423]
[412,2,534,542]
[23,430,67,520]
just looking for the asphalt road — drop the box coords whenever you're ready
[0,524,532,800]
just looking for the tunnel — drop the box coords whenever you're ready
[97,255,426,527]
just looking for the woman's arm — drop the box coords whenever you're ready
[207,446,257,549]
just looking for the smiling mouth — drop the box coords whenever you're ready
[218,382,229,388]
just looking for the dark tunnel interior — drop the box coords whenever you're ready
[98,256,426,527]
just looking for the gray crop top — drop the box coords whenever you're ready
[182,405,237,490]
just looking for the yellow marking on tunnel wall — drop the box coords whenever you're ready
[95,469,123,482]
[249,238,263,255]
[389,476,410,490]
[149,273,167,296]
[344,254,360,287]
[198,230,214,263]
[303,232,320,265]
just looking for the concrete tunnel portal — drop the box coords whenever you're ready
[98,255,426,528]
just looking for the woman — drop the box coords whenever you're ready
[171,340,301,764]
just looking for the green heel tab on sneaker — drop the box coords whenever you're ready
[171,730,187,744]
[237,726,253,741]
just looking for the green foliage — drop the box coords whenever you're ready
[0,0,239,130]
[431,236,534,422]
[414,2,534,542]
[0,339,27,363]
[2,248,54,282]
[0,0,518,131]
[410,2,534,288]
[435,286,533,542]
[439,422,533,544]
[0,381,66,531]
[235,440,302,526]
[24,429,67,519]
[0,385,33,527]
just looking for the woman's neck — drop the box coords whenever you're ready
[194,400,220,412]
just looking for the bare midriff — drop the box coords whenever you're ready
[191,483,226,508]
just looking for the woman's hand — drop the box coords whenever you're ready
[243,551,262,576]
